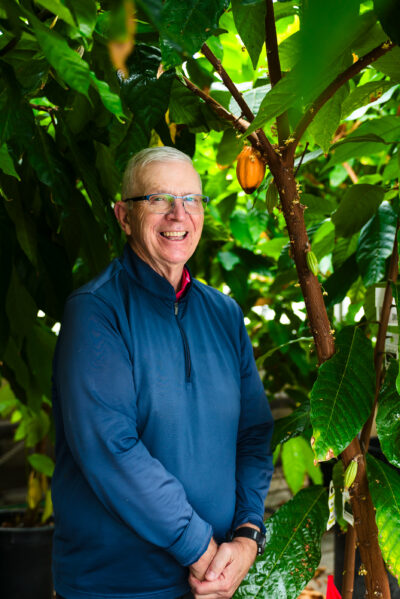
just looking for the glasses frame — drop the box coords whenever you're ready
[122,193,210,214]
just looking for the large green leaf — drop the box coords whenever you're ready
[231,0,265,69]
[229,85,271,119]
[235,487,328,599]
[271,400,311,451]
[373,46,400,83]
[327,116,400,166]
[66,0,97,38]
[34,0,76,27]
[159,0,229,66]
[332,184,386,238]
[30,14,91,96]
[356,201,397,288]
[309,86,348,153]
[4,198,38,268]
[366,454,400,580]
[117,44,175,166]
[281,436,322,494]
[376,361,400,469]
[89,72,125,121]
[373,0,400,46]
[341,80,394,119]
[323,253,359,308]
[310,327,375,462]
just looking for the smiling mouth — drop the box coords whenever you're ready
[160,231,188,240]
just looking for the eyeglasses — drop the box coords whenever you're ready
[122,193,210,215]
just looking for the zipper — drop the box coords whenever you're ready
[174,301,191,381]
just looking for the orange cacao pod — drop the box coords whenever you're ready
[236,146,266,194]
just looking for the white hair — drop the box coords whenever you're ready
[121,146,200,201]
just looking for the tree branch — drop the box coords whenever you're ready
[291,42,395,151]
[200,43,275,162]
[180,75,264,153]
[265,0,290,144]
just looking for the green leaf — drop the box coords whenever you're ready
[159,0,229,66]
[312,220,335,261]
[323,253,359,308]
[373,0,400,46]
[0,144,20,180]
[257,338,313,368]
[332,184,386,238]
[66,0,97,38]
[376,360,400,469]
[30,14,90,96]
[327,116,400,166]
[235,487,328,599]
[302,193,337,227]
[341,80,394,119]
[89,72,125,121]
[231,0,265,69]
[309,86,348,153]
[260,237,287,261]
[217,250,240,271]
[229,85,271,119]
[366,454,400,580]
[310,327,375,462]
[373,46,400,83]
[271,399,311,452]
[216,129,243,165]
[356,201,397,288]
[282,436,322,494]
[34,0,76,27]
[28,453,55,477]
[4,199,38,268]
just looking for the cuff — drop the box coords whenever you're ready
[167,510,213,567]
[232,512,266,535]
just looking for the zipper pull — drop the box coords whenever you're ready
[174,302,179,316]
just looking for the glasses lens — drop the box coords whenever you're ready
[148,194,175,213]
[183,195,206,214]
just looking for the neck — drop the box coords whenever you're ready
[129,240,184,292]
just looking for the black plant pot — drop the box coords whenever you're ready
[0,508,54,599]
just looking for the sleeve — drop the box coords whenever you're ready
[53,292,212,567]
[231,309,274,533]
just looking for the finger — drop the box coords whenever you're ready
[205,544,232,581]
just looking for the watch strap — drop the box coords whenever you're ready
[227,526,266,555]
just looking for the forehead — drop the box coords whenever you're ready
[137,160,201,194]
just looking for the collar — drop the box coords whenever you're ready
[120,243,192,303]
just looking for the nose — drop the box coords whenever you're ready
[167,198,186,220]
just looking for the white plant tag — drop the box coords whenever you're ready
[327,480,336,530]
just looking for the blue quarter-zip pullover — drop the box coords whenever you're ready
[51,244,274,599]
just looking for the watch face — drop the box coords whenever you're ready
[258,536,266,554]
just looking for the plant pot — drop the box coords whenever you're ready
[0,508,54,599]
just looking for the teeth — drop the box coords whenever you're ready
[161,231,186,238]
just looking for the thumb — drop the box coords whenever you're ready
[205,544,231,581]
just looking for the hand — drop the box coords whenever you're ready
[189,536,257,598]
[189,537,219,582]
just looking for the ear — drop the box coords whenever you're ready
[114,201,132,236]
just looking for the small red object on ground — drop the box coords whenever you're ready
[326,575,341,599]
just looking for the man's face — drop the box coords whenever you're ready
[125,160,204,271]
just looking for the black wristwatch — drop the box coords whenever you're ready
[226,526,266,555]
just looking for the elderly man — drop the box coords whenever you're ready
[51,146,274,599]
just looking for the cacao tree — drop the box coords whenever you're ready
[1,0,400,597]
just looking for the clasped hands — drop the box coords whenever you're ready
[189,525,259,599]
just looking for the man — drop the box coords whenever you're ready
[51,146,274,599]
